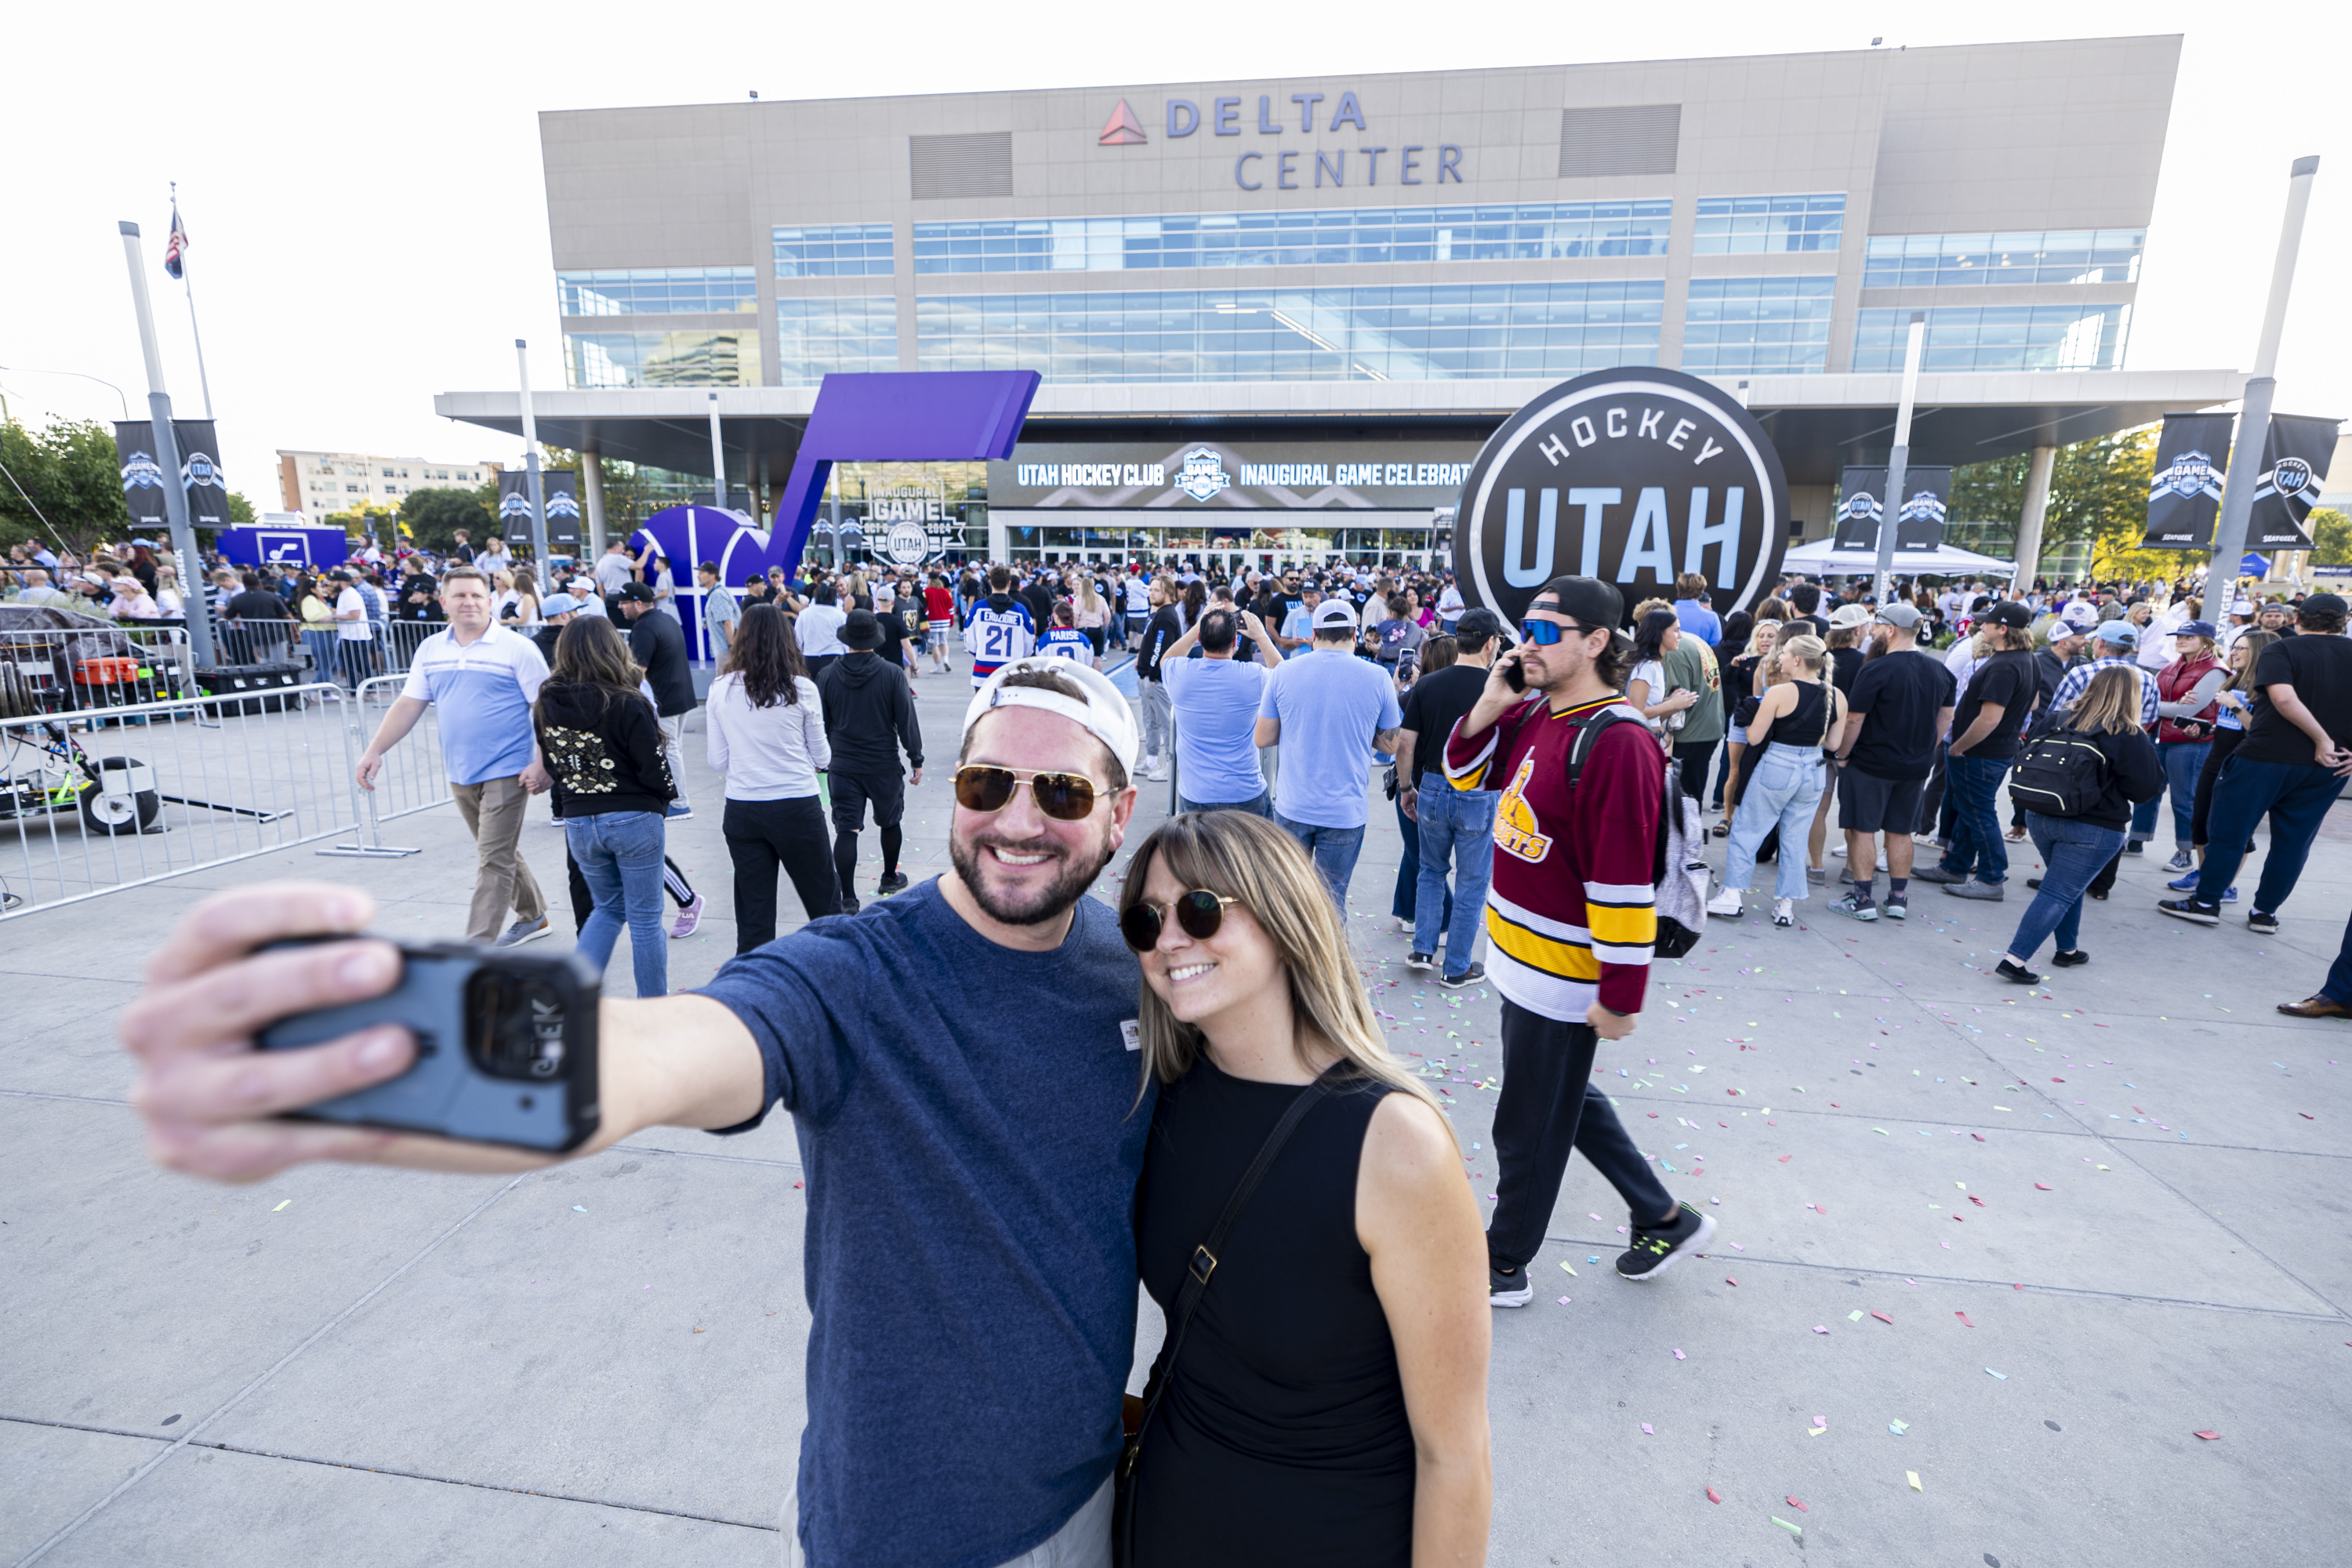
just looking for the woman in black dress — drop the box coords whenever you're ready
[1117,811,1489,1568]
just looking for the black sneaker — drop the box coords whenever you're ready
[2025,877,2042,890]
[1489,1259,1533,1308]
[1909,864,1965,884]
[1439,964,1486,990]
[1617,1203,1718,1281]
[837,894,861,916]
[2157,897,2220,926]
[877,871,911,897]
[2248,910,2280,935]
[2125,840,2144,855]
[1830,891,1878,923]
[1406,950,1436,974]
[1994,957,2042,985]
[2050,949,2090,967]
[1882,893,1908,920]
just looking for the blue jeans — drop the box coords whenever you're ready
[566,811,669,998]
[1276,812,1368,908]
[1938,752,2013,884]
[2007,812,2126,960]
[2157,740,2209,848]
[1392,789,1454,928]
[1722,743,1825,902]
[1178,789,1272,819]
[1414,786,1496,978]
[2193,757,2347,915]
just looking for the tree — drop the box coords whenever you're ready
[2309,506,2351,566]
[227,491,256,525]
[1951,428,2158,560]
[0,418,132,558]
[398,486,495,554]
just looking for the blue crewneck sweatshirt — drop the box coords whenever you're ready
[699,877,1152,1568]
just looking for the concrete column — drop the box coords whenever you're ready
[582,442,608,558]
[2009,443,2056,591]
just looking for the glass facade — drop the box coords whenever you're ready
[1862,230,2143,287]
[775,298,900,384]
[911,201,1674,274]
[1851,304,2130,373]
[916,284,1663,382]
[557,267,757,316]
[1691,194,1845,254]
[772,223,896,278]
[1681,276,1835,373]
[564,331,761,388]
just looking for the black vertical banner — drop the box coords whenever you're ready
[175,421,231,529]
[114,423,171,531]
[2246,414,2340,550]
[499,470,581,549]
[2142,412,2234,549]
[1831,466,1951,552]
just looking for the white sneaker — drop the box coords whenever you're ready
[1772,897,1795,927]
[1706,887,1744,919]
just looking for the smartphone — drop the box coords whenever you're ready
[1501,651,1527,691]
[256,942,601,1152]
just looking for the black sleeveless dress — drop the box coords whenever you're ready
[1128,1058,1411,1568]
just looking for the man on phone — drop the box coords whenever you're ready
[122,659,1149,1568]
[1441,576,1714,1304]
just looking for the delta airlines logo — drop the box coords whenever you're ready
[1098,100,1147,146]
[1173,447,1231,503]
[2154,449,2220,501]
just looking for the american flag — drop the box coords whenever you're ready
[164,200,188,280]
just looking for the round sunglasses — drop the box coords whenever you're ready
[1119,889,1240,952]
[953,764,1100,821]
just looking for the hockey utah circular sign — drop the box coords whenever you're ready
[1454,367,1788,626]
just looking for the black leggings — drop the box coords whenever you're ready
[724,796,840,953]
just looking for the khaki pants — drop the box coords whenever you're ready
[449,775,546,942]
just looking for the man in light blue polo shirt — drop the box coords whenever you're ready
[1257,597,1402,905]
[357,565,554,945]
[1162,607,1283,815]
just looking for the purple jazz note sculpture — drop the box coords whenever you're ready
[773,371,1040,571]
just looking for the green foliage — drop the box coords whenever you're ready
[227,491,256,525]
[0,419,133,557]
[398,487,495,553]
[1951,429,2158,559]
[2309,507,2351,565]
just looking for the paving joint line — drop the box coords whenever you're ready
[1532,1238,2352,1323]
[0,1414,776,1534]
[0,1089,132,1108]
[9,1172,532,1568]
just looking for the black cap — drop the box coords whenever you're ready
[1531,575,1628,637]
[2301,592,2347,618]
[1984,601,2032,629]
[617,582,656,603]
[1454,607,1512,648]
[840,608,885,649]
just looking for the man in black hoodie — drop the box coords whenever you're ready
[819,609,924,912]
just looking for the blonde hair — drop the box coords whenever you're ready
[1773,633,1828,677]
[2067,665,2146,735]
[1631,596,1672,620]
[1119,811,1451,1139]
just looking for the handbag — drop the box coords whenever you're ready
[1111,1065,1341,1566]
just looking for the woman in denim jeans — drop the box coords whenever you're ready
[1992,667,2165,985]
[533,615,677,998]
[1708,634,1843,928]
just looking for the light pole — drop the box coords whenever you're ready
[514,340,552,593]
[116,223,217,668]
[0,365,132,422]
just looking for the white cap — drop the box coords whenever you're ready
[1312,598,1359,630]
[962,657,1140,779]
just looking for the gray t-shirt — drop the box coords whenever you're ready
[701,584,741,645]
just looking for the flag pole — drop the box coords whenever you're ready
[170,183,216,420]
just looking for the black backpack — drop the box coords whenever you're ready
[2008,729,2111,818]
[1561,706,1706,960]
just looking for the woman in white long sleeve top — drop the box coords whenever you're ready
[706,601,839,952]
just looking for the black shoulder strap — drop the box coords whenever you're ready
[1120,1063,1342,1479]
[1563,703,1645,789]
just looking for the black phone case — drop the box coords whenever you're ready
[256,942,601,1152]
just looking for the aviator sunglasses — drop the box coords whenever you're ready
[953,764,1100,821]
[1119,890,1240,952]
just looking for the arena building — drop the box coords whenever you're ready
[435,34,2243,575]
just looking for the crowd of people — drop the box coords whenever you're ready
[87,530,2352,1566]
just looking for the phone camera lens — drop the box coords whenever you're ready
[466,971,567,1082]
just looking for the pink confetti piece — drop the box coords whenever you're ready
[1641,1423,1654,1435]
[1813,1325,1829,1334]
[1673,1348,1686,1359]
[1706,1486,1722,1504]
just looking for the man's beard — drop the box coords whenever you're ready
[949,826,1115,927]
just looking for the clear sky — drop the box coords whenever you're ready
[4,0,2340,507]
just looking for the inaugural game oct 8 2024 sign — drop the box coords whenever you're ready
[1454,368,1789,626]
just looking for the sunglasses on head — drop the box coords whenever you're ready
[953,764,1100,821]
[1119,889,1240,952]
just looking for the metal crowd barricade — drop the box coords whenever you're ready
[317,673,448,858]
[0,624,199,716]
[0,681,362,919]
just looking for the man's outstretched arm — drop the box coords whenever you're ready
[122,884,765,1185]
